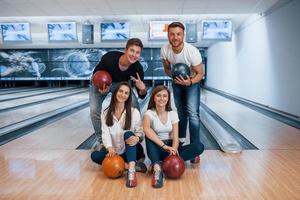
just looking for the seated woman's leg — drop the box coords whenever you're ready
[145,137,164,165]
[121,132,147,173]
[90,149,108,164]
[134,143,147,173]
[123,131,139,188]
[178,141,204,161]
[123,131,138,163]
[146,138,170,188]
[136,142,145,161]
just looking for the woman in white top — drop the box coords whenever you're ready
[143,85,204,188]
[91,82,146,188]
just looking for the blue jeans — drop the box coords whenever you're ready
[145,138,204,164]
[172,82,200,143]
[89,82,139,143]
[91,131,145,164]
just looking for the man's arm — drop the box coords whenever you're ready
[162,59,172,78]
[190,63,203,85]
[138,87,147,96]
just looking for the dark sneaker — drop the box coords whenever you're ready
[152,170,163,188]
[126,170,137,188]
[137,156,145,162]
[190,155,200,164]
[135,162,147,173]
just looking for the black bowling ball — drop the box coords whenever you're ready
[171,63,190,80]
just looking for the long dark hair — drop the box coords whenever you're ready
[105,82,132,130]
[147,85,172,111]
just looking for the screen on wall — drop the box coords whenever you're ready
[202,19,232,40]
[101,22,129,41]
[1,22,31,42]
[47,22,77,42]
[149,21,172,40]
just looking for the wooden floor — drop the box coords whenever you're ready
[1,149,299,199]
[0,88,300,199]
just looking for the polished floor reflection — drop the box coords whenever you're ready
[0,87,299,199]
[1,149,299,199]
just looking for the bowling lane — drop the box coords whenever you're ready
[201,89,300,149]
[167,88,219,149]
[0,107,93,150]
[0,86,32,92]
[0,92,88,128]
[0,88,87,110]
[0,87,45,95]
[0,87,76,101]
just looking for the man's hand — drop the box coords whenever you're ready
[174,75,192,86]
[130,73,146,94]
[98,83,111,94]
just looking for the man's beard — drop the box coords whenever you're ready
[171,40,182,48]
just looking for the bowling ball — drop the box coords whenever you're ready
[162,155,185,179]
[102,155,125,178]
[92,70,112,89]
[171,63,190,80]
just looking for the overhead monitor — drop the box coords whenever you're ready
[202,19,232,40]
[101,22,129,41]
[1,22,31,42]
[149,21,172,40]
[47,22,77,42]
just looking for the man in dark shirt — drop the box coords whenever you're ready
[90,38,147,150]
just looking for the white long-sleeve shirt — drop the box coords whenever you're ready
[101,108,143,154]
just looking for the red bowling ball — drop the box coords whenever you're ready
[162,155,185,179]
[92,70,112,90]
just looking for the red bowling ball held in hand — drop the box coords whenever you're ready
[92,70,112,90]
[162,155,185,179]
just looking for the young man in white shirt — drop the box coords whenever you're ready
[160,22,204,163]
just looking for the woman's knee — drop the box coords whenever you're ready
[91,151,100,164]
[123,131,134,140]
[195,142,204,155]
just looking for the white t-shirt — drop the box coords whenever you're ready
[160,42,202,77]
[144,109,179,140]
[101,108,143,154]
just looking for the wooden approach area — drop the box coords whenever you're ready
[0,88,300,199]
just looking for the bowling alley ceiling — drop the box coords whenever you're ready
[0,0,292,48]
[0,0,290,16]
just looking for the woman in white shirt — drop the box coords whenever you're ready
[91,82,146,188]
[143,85,204,188]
